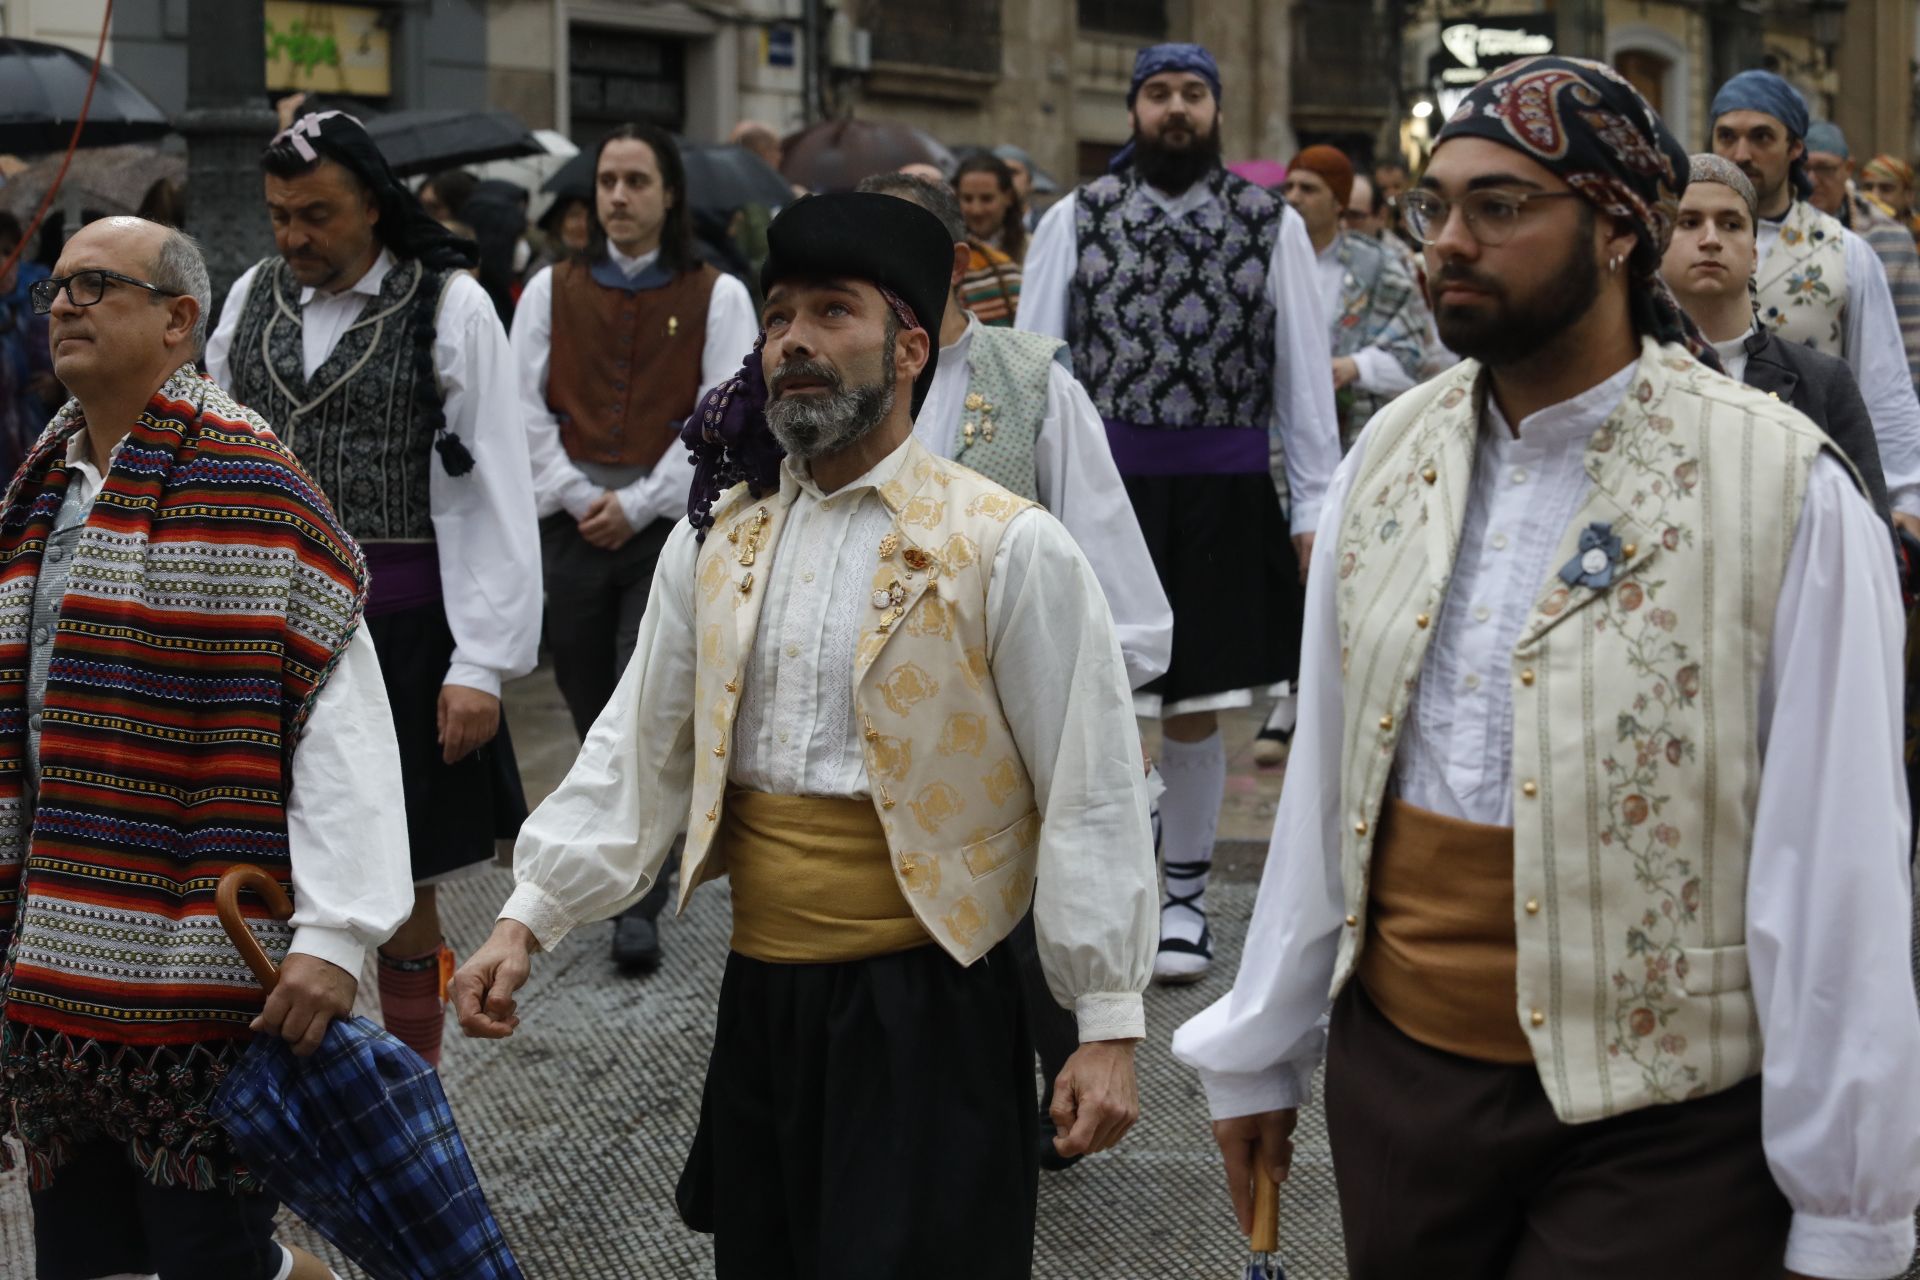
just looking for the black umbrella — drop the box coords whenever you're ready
[365,108,545,177]
[544,142,793,215]
[0,37,170,154]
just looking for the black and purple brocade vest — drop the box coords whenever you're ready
[1067,168,1281,474]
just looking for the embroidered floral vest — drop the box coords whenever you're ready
[1754,199,1849,356]
[1067,168,1281,428]
[1332,338,1843,1125]
[945,327,1064,501]
[683,439,1041,966]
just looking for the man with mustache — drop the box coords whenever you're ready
[1018,42,1340,984]
[511,123,757,975]
[207,111,541,1068]
[1176,57,1920,1279]
[1710,70,1920,534]
[451,193,1157,1277]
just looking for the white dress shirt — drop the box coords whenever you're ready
[206,250,543,698]
[915,313,1172,690]
[1758,214,1920,516]
[1312,238,1418,400]
[1713,328,1754,383]
[59,430,414,978]
[1016,183,1341,535]
[502,436,1159,1042]
[510,247,759,529]
[1172,371,1920,1279]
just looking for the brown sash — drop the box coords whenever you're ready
[1355,797,1532,1063]
[721,790,931,964]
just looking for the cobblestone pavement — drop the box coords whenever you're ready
[0,675,1349,1278]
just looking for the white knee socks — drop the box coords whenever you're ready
[1154,730,1225,977]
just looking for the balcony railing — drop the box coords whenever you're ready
[862,0,1002,75]
[1077,0,1167,40]
[1292,0,1394,116]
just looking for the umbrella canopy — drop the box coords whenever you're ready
[0,38,170,154]
[779,118,955,194]
[1228,159,1289,190]
[207,867,526,1280]
[366,108,546,177]
[544,141,792,215]
[0,144,182,218]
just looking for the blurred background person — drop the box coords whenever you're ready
[952,154,1025,326]
[1806,122,1920,397]
[0,211,53,481]
[421,167,479,229]
[1861,153,1920,248]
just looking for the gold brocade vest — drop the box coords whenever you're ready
[1754,199,1849,356]
[1331,338,1847,1125]
[683,439,1043,966]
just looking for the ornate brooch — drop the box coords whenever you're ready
[1558,521,1623,590]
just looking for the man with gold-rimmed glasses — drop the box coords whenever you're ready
[1177,56,1920,1280]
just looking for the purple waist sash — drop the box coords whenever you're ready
[1102,420,1269,477]
[362,541,442,618]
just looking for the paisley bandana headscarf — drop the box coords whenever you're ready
[1435,54,1714,363]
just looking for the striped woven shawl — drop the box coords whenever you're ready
[0,367,366,1047]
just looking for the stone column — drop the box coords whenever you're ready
[179,0,277,313]
[1835,0,1913,158]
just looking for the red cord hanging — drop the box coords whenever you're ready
[0,0,116,282]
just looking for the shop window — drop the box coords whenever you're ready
[864,0,1001,74]
[569,26,686,143]
[1078,0,1167,39]
[1613,48,1670,115]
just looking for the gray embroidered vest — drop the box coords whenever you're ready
[946,328,1065,501]
[226,257,449,542]
[1067,168,1281,428]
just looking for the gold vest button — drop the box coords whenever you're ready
[1345,913,1358,927]
[1530,1008,1545,1027]
[1354,819,1369,836]
[1519,669,1535,686]
[1522,780,1537,797]
[1378,713,1393,731]
[1525,898,1540,914]
[1416,613,1431,629]
[1421,466,1438,484]
[1623,542,1637,558]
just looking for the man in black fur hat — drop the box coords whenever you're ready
[207,110,541,1069]
[453,193,1157,1277]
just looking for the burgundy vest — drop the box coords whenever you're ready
[546,256,719,469]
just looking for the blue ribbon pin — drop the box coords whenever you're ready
[1557,521,1623,590]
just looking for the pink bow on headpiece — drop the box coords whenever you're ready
[272,110,363,163]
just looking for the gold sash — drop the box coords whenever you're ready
[721,790,930,964]
[1356,797,1532,1064]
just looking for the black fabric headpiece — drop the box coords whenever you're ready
[759,191,955,416]
[270,112,479,272]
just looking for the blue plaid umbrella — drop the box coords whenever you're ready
[207,867,526,1280]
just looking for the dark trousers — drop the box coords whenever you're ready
[1324,983,1790,1279]
[676,945,1038,1279]
[30,1140,282,1280]
[1006,910,1080,1113]
[542,511,678,920]
[540,511,674,740]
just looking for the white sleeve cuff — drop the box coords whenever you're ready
[1198,1065,1312,1121]
[1785,1211,1917,1279]
[1074,991,1146,1043]
[287,924,369,977]
[614,481,659,533]
[1290,499,1322,537]
[501,880,579,952]
[443,664,502,699]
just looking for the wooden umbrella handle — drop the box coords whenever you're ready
[215,865,293,995]
[1251,1164,1281,1254]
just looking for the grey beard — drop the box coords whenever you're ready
[765,379,895,458]
[764,340,898,459]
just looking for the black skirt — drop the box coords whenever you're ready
[676,944,1038,1279]
[364,601,528,883]
[1125,471,1303,704]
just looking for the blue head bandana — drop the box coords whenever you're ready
[1127,43,1222,108]
[1711,70,1812,199]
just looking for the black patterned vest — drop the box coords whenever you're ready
[1067,168,1282,428]
[226,256,449,541]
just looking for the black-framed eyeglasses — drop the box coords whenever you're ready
[1401,189,1584,247]
[29,268,183,315]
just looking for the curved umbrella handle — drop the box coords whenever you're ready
[215,865,293,994]
[1251,1164,1280,1254]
